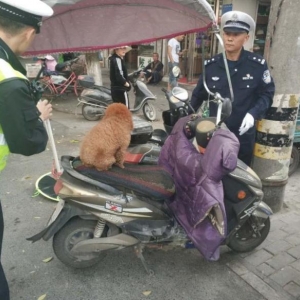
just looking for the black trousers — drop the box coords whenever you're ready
[111,88,129,109]
[231,127,256,166]
[144,70,162,84]
[0,202,9,300]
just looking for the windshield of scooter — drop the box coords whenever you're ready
[172,87,189,102]
[136,81,155,99]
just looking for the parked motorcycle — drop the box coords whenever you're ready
[28,91,272,272]
[77,69,157,122]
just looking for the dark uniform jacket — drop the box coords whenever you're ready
[0,38,48,156]
[109,53,128,88]
[191,48,275,131]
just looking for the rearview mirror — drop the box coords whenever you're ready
[172,87,189,102]
[172,66,181,78]
[221,97,232,122]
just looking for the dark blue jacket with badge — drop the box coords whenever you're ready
[191,48,275,131]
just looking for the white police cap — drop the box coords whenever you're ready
[0,0,53,33]
[221,11,255,33]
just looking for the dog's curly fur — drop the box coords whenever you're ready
[80,103,133,171]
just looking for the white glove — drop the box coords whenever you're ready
[239,113,254,135]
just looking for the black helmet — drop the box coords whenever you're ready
[195,118,216,150]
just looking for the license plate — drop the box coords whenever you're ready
[105,201,123,213]
[47,199,65,226]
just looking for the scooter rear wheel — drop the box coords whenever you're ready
[142,102,156,121]
[227,216,270,253]
[82,102,105,121]
[53,218,106,268]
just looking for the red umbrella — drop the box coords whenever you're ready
[26,0,216,55]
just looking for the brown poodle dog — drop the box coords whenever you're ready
[80,103,133,171]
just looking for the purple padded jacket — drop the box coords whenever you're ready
[158,116,239,260]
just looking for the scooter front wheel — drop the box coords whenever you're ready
[82,102,105,121]
[227,216,270,253]
[53,218,106,269]
[142,102,156,121]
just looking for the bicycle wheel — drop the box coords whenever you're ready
[40,81,55,101]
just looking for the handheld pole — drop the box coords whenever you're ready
[43,119,62,174]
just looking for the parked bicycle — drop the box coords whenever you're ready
[38,57,82,100]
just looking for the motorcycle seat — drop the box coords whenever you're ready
[72,157,175,201]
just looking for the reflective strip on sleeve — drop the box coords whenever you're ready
[0,133,6,145]
[0,58,27,81]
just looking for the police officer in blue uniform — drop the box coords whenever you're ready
[0,1,53,299]
[191,11,275,166]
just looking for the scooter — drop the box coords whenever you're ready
[76,69,157,121]
[125,86,192,164]
[28,91,272,272]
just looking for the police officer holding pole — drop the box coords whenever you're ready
[190,11,275,166]
[0,1,53,298]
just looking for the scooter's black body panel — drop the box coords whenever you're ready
[27,203,86,242]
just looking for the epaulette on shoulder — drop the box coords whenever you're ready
[204,55,220,66]
[248,53,266,65]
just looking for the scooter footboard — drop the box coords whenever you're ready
[27,202,89,243]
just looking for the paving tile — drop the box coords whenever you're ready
[270,219,289,232]
[270,266,300,286]
[241,272,282,300]
[284,282,300,298]
[256,239,272,251]
[264,240,293,256]
[266,229,290,243]
[244,249,273,266]
[266,252,296,270]
[276,212,300,223]
[282,224,300,235]
[285,234,300,247]
[226,261,249,276]
[288,245,300,259]
[256,263,276,276]
[291,260,300,272]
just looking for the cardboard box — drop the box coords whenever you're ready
[25,63,41,78]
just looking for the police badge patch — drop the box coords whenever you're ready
[263,70,271,84]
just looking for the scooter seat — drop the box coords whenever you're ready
[72,157,175,200]
[92,85,112,95]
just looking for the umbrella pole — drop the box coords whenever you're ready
[43,119,61,174]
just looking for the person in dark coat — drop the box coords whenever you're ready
[0,1,53,299]
[141,52,164,84]
[190,11,275,166]
[109,46,131,108]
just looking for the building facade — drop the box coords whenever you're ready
[119,0,271,83]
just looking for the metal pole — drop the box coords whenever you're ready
[43,119,62,174]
